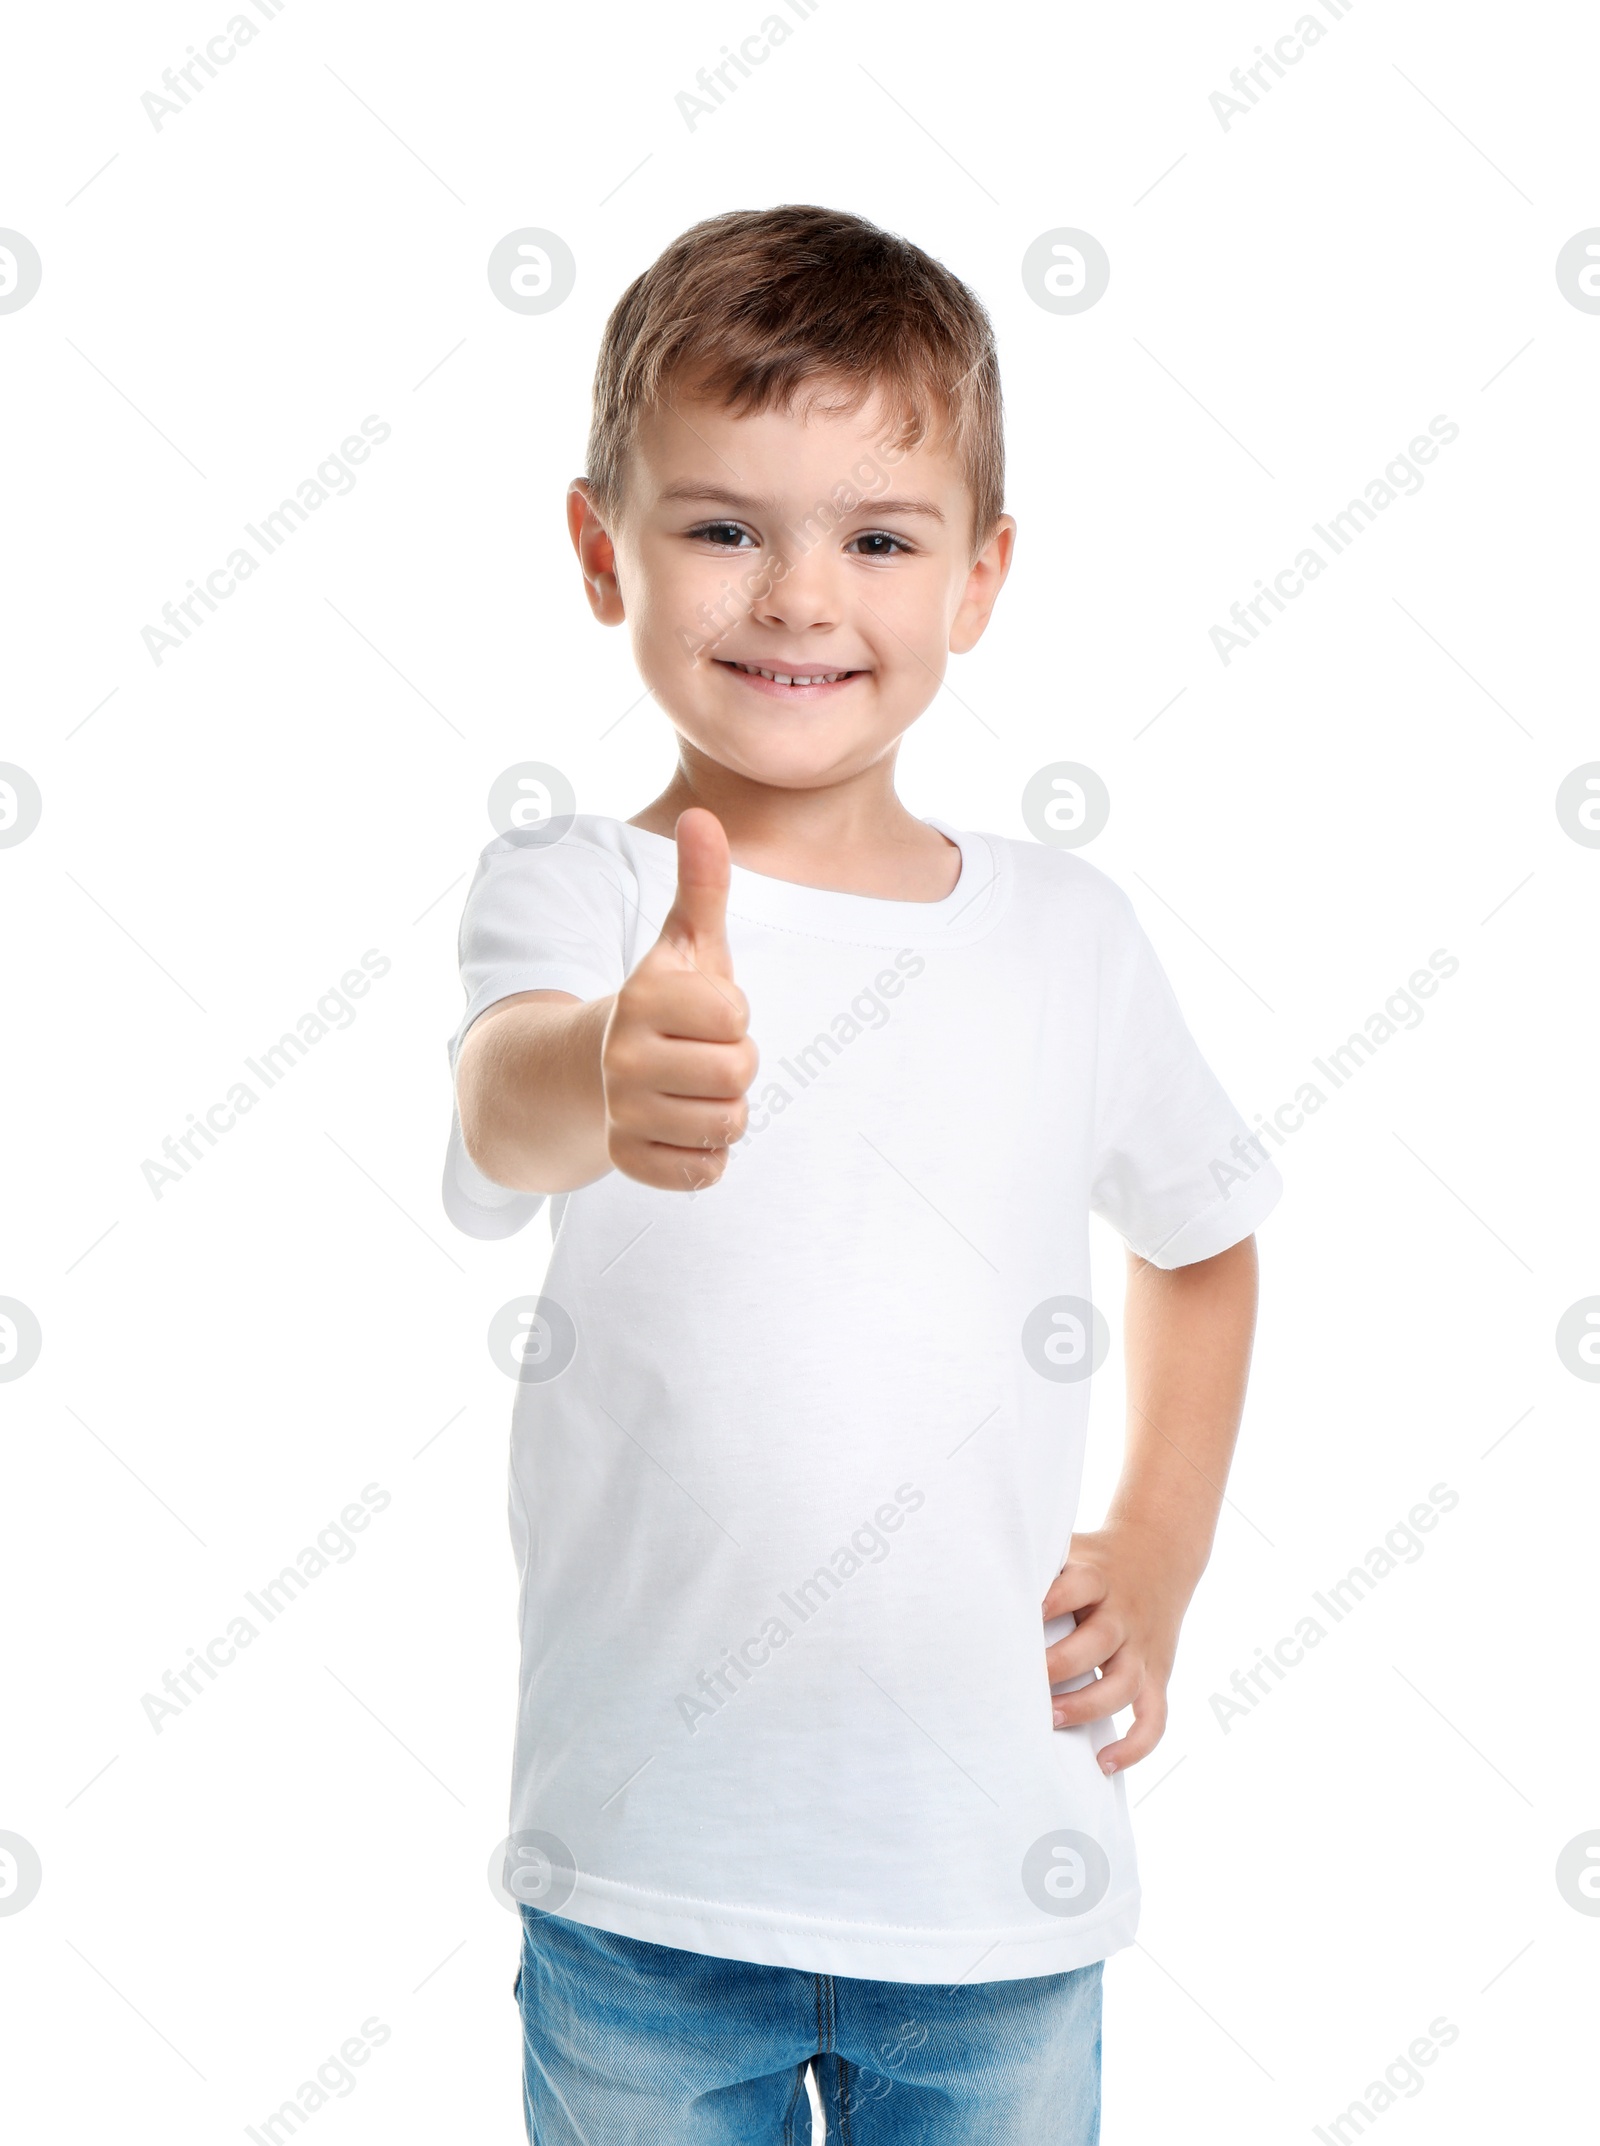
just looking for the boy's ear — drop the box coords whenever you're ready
[949,513,1017,655]
[567,479,627,624]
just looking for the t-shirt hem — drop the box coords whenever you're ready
[1137,1155,1285,1269]
[538,1870,1139,1983]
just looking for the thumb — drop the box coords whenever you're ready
[661,807,733,974]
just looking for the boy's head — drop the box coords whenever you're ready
[568,205,1015,796]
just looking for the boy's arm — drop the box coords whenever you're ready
[1043,1233,1261,1774]
[457,989,614,1193]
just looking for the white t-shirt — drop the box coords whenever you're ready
[447,813,1283,1983]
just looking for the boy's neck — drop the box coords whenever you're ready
[627,762,961,902]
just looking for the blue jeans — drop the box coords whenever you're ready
[515,1904,1102,2143]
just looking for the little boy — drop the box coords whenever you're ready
[447,204,1281,2145]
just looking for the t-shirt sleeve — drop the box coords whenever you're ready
[1089,891,1283,1268]
[452,836,631,1056]
[441,836,631,1240]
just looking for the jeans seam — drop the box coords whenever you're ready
[783,2059,810,2146]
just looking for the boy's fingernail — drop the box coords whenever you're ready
[1051,1709,1068,1727]
[1100,1758,1117,1774]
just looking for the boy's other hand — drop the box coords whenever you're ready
[1042,1524,1191,1774]
[601,808,759,1192]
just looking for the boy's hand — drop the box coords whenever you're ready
[1042,1523,1192,1775]
[601,807,758,1192]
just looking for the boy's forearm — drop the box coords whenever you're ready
[456,993,615,1194]
[1103,1236,1261,1606]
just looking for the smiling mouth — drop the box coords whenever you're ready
[715,659,865,690]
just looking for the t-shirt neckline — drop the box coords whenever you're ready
[618,816,1009,948]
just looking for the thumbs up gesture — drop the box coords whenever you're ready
[601,809,759,1191]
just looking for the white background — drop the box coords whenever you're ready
[2,1,1596,2138]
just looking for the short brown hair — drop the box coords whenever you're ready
[584,204,1004,560]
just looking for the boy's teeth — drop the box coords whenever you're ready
[734,662,851,686]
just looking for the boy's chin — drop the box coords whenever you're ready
[672,727,870,791]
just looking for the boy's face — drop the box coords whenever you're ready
[568,379,1014,793]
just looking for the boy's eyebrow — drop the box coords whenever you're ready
[656,481,946,523]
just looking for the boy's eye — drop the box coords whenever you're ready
[847,530,915,557]
[690,522,755,548]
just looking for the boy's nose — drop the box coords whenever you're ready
[752,552,843,634]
